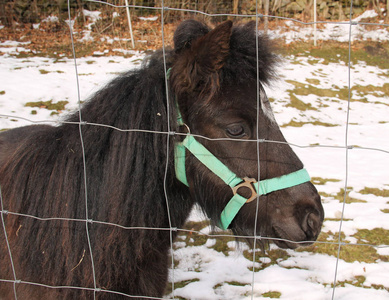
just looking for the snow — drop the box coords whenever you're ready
[139,16,159,21]
[65,19,75,30]
[353,10,379,22]
[83,9,102,23]
[42,15,59,23]
[271,10,389,44]
[0,12,388,299]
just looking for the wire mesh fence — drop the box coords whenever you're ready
[0,0,389,299]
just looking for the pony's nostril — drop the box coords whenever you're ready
[304,212,321,239]
[307,213,315,229]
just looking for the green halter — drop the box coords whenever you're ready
[174,115,311,230]
[167,68,311,230]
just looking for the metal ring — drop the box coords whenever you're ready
[231,177,258,203]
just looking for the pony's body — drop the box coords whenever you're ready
[0,20,324,299]
[1,62,187,298]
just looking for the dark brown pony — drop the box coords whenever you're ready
[0,20,324,299]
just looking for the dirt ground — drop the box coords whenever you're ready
[0,10,388,59]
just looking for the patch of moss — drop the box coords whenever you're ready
[244,248,290,271]
[25,100,69,112]
[178,221,236,252]
[285,42,389,70]
[319,191,332,199]
[340,245,383,263]
[212,236,235,256]
[320,188,366,203]
[286,79,349,101]
[281,119,339,128]
[247,266,261,272]
[333,275,366,288]
[175,279,199,289]
[358,187,389,197]
[178,230,208,248]
[353,228,389,246]
[333,276,389,292]
[354,83,389,96]
[352,83,389,106]
[15,51,37,59]
[285,79,389,107]
[38,69,64,74]
[183,220,210,232]
[286,94,318,111]
[371,284,389,292]
[0,91,5,95]
[336,188,367,204]
[213,281,249,293]
[311,177,341,185]
[262,291,282,298]
[225,281,248,287]
[165,279,199,298]
[39,69,50,74]
[306,78,320,85]
[381,209,389,213]
[324,218,353,222]
[300,230,388,263]
[307,58,324,65]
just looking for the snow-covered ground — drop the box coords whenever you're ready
[275,9,389,44]
[0,9,388,300]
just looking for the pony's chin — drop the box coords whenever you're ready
[272,239,315,249]
[273,239,299,249]
[272,225,314,250]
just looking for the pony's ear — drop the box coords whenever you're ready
[171,21,233,98]
[189,20,232,73]
[173,20,210,52]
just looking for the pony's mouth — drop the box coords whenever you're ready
[272,225,315,249]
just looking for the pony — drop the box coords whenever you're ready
[0,20,324,299]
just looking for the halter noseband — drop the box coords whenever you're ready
[174,113,311,230]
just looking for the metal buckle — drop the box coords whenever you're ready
[231,177,258,203]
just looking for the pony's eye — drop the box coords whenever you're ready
[226,124,245,138]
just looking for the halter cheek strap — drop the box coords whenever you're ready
[174,127,311,230]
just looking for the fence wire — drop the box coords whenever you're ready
[0,1,389,299]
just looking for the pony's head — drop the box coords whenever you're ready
[169,20,324,249]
